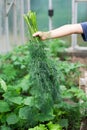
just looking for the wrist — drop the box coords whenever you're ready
[40,31,52,40]
[43,31,51,39]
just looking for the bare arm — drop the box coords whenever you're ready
[33,24,83,40]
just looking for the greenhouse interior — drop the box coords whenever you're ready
[0,0,87,130]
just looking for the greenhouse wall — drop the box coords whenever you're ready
[0,0,87,53]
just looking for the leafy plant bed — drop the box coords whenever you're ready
[0,43,87,130]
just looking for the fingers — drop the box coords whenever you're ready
[33,31,42,37]
[33,31,50,40]
[33,31,46,40]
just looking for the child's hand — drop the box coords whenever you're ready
[33,31,51,40]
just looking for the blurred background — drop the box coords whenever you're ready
[0,0,87,53]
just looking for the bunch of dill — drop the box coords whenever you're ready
[24,11,61,116]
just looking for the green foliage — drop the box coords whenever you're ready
[53,84,87,130]
[29,122,62,130]
[0,44,29,84]
[46,39,68,57]
[24,11,38,42]
[28,42,61,104]
[29,124,47,130]
[0,100,10,113]
[0,43,87,129]
[47,121,62,130]
[0,125,11,130]
[0,78,7,92]
[57,61,83,88]
[6,113,19,125]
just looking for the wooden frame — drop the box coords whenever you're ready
[3,0,30,52]
[70,0,87,51]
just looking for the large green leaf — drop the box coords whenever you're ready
[19,106,39,126]
[38,113,54,122]
[0,78,7,92]
[0,125,11,130]
[29,124,47,130]
[2,64,17,83]
[19,106,30,119]
[6,113,19,125]
[18,75,30,91]
[23,96,35,106]
[9,96,23,105]
[47,122,62,130]
[0,100,10,113]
